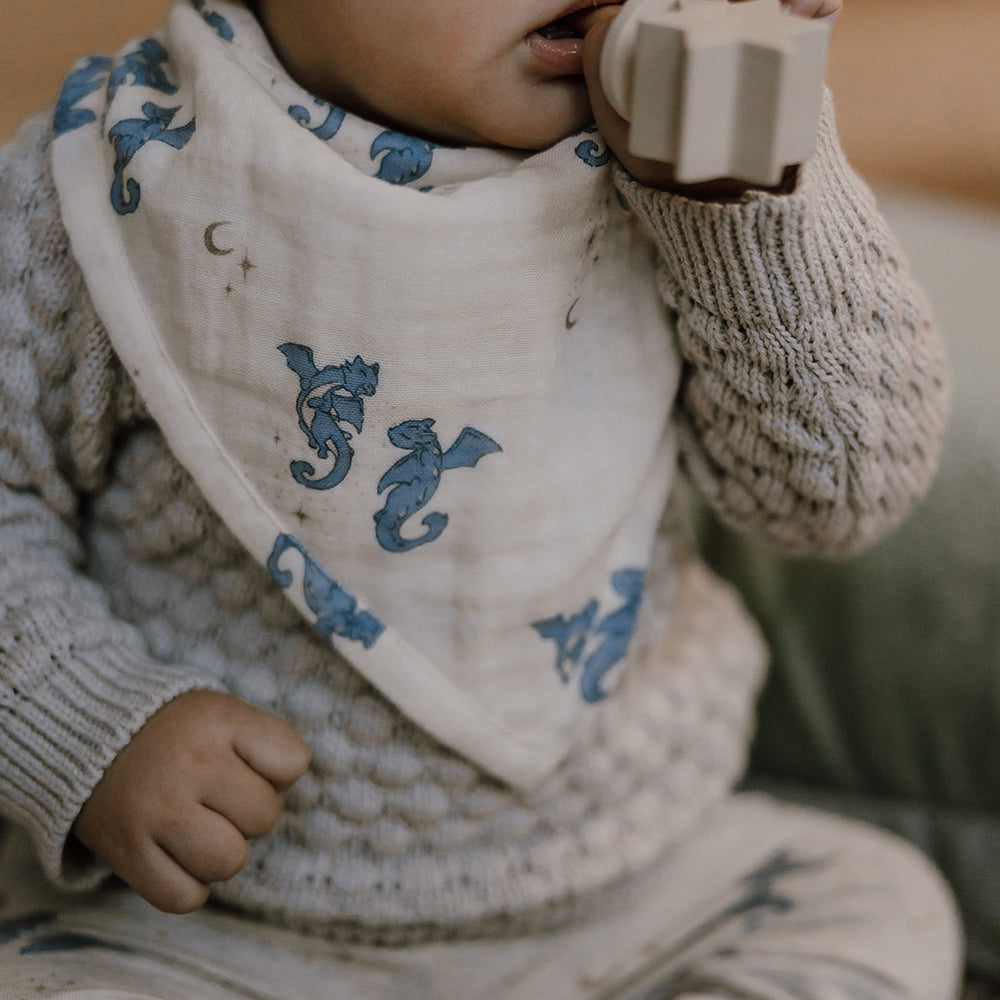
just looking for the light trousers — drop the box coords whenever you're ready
[0,794,962,1000]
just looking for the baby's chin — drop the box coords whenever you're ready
[359,83,594,153]
[505,116,597,153]
[457,96,596,153]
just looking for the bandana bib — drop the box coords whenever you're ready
[52,0,681,788]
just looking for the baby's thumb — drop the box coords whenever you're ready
[581,13,631,154]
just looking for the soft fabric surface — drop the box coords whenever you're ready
[0,796,964,1000]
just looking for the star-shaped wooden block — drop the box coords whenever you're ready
[602,0,832,185]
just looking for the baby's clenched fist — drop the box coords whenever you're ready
[73,689,311,914]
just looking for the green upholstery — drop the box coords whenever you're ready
[699,409,1000,805]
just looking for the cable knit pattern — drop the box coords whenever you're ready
[0,93,947,943]
[617,90,950,556]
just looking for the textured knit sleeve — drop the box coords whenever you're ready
[0,114,224,890]
[615,90,950,557]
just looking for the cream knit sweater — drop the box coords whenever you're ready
[0,99,948,942]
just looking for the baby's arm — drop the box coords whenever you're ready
[0,115,308,911]
[576,4,947,556]
[614,90,949,555]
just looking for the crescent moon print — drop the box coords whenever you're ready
[204,221,235,255]
[565,297,580,330]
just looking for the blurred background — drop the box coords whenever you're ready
[1,0,999,206]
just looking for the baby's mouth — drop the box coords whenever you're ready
[538,5,621,39]
[528,4,622,74]
[538,15,586,40]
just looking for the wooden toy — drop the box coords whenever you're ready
[597,0,832,185]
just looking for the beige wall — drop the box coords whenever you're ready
[2,0,998,206]
[827,0,1000,207]
[1,1,172,138]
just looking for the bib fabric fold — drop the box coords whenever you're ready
[51,0,681,787]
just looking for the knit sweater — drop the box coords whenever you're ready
[0,98,948,942]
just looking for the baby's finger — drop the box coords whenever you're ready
[231,706,312,791]
[157,805,250,886]
[113,836,211,915]
[780,0,843,21]
[204,756,285,838]
[728,0,842,20]
[567,3,621,35]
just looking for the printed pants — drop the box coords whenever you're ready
[0,794,962,1000]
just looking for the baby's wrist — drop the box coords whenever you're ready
[645,164,801,202]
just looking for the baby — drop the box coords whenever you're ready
[0,0,961,997]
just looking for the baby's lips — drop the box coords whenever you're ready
[565,3,624,35]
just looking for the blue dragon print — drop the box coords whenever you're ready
[109,103,196,215]
[531,601,599,684]
[371,131,439,186]
[278,343,380,491]
[268,534,384,648]
[107,39,180,104]
[627,852,826,995]
[289,98,346,142]
[574,125,612,168]
[53,56,113,137]
[579,569,645,702]
[533,568,646,702]
[374,420,502,553]
[193,0,236,41]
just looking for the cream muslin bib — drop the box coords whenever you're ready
[51,0,681,787]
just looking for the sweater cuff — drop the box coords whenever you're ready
[613,88,882,330]
[0,599,225,891]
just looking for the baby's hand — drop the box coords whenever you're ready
[580,0,843,194]
[779,0,842,22]
[73,690,311,914]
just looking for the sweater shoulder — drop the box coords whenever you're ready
[1,113,64,249]
[0,112,145,502]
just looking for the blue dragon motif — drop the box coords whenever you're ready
[109,102,196,215]
[278,343,380,491]
[107,38,180,104]
[690,851,825,943]
[579,569,645,702]
[374,419,502,553]
[289,98,346,142]
[193,0,236,41]
[574,125,612,168]
[531,601,599,684]
[533,567,646,702]
[370,131,439,186]
[268,534,384,648]
[53,56,113,137]
[618,850,824,993]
